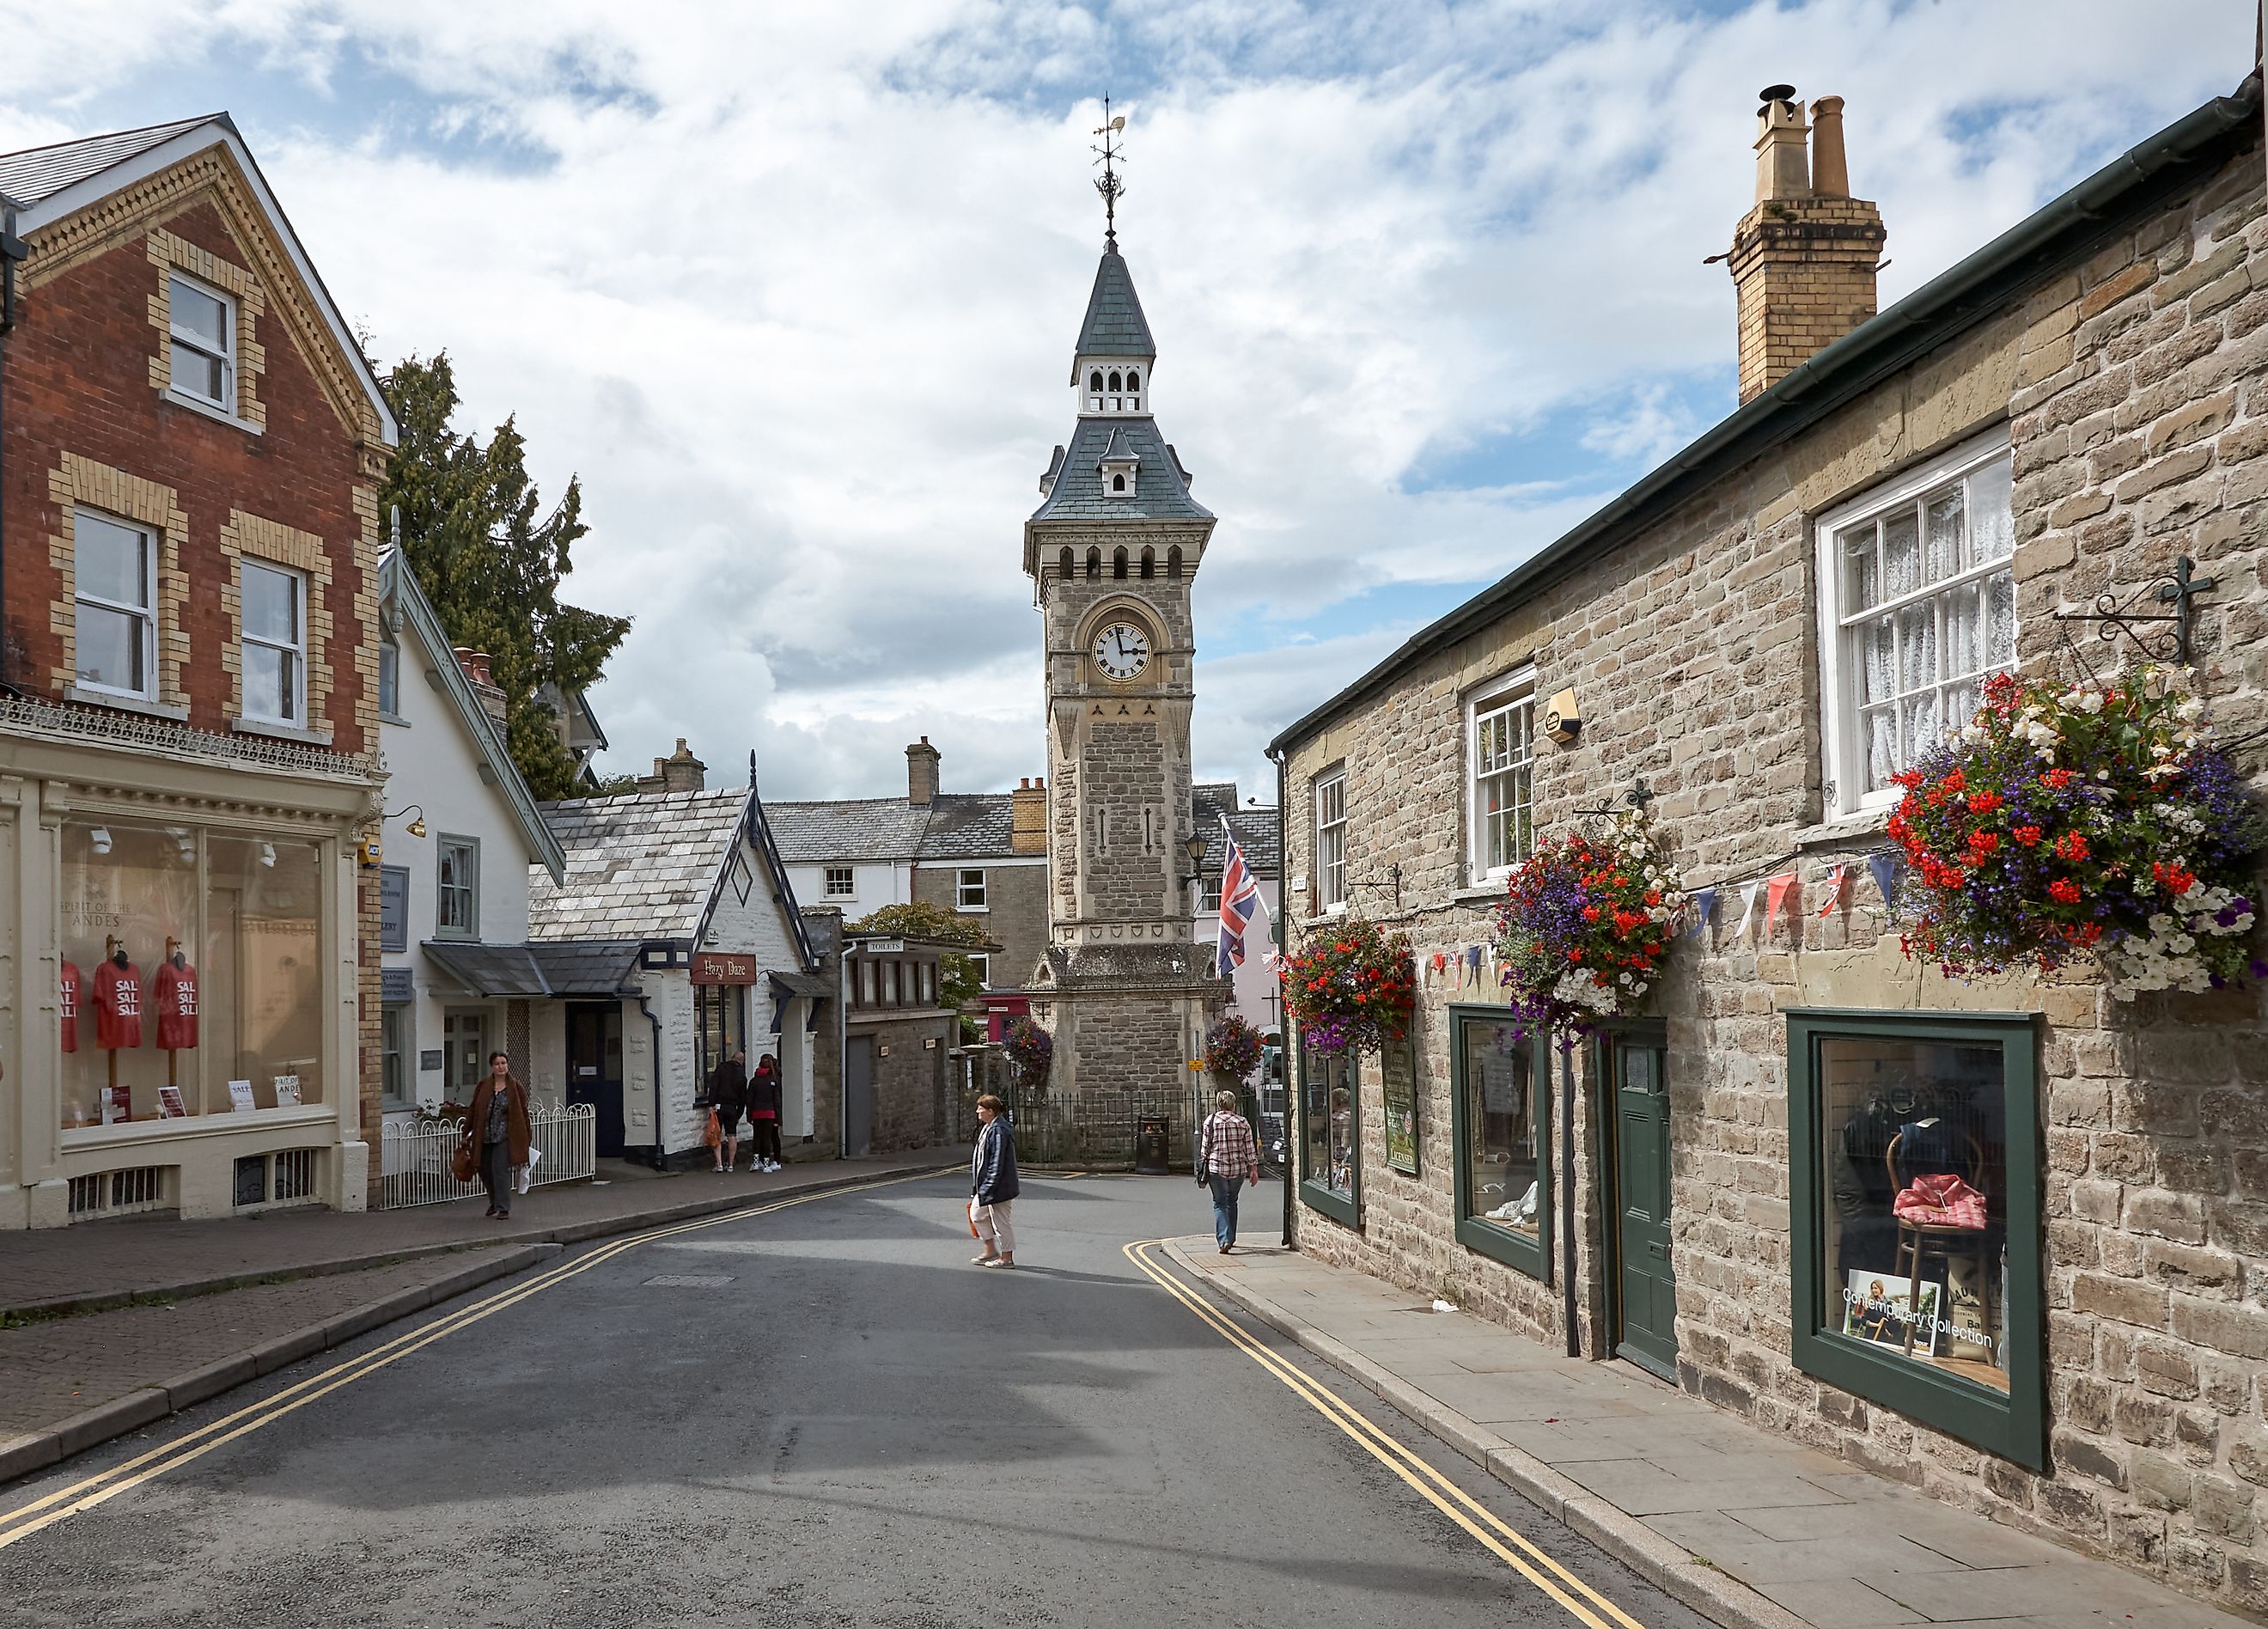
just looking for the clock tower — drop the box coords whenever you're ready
[1021,208,1223,1098]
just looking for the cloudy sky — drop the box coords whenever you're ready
[1,2,2254,801]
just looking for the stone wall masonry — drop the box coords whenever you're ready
[850,1011,953,1154]
[1279,141,2268,1615]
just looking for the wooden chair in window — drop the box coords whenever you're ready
[1884,1128,1991,1359]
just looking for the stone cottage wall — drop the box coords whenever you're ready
[1280,139,2268,1614]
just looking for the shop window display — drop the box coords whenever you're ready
[1451,1011,1546,1275]
[61,820,326,1127]
[1300,1039,1357,1219]
[1789,1011,2042,1467]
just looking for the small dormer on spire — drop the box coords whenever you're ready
[1097,426,1141,497]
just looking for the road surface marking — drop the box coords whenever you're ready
[0,1170,948,1550]
[1125,1240,1648,1629]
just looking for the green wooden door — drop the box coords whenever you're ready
[1613,1040,1678,1379]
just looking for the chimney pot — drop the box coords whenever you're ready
[452,647,508,725]
[1811,95,1850,198]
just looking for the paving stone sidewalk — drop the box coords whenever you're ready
[0,1149,957,1316]
[0,1246,526,1441]
[1165,1239,2250,1629]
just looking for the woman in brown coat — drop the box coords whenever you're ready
[463,1051,533,1219]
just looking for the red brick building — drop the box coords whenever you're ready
[0,115,398,1226]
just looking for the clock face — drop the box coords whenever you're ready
[1092,622,1151,681]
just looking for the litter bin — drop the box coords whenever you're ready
[1133,1114,1171,1174]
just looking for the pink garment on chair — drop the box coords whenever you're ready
[1893,1173,1988,1230]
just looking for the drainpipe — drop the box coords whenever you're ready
[1561,1040,1579,1358]
[0,198,26,698]
[1273,746,1291,1250]
[634,991,666,1171]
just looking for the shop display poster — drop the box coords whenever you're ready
[101,1084,131,1125]
[157,1085,188,1119]
[272,1074,302,1107]
[1840,1270,1941,1356]
[1381,1048,1418,1176]
[228,1079,256,1113]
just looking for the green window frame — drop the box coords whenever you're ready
[1787,1008,2044,1470]
[1296,1028,1360,1229]
[1448,1004,1547,1278]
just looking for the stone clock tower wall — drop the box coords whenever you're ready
[1021,235,1227,1101]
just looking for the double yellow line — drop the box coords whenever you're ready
[1124,1241,1646,1629]
[0,1171,941,1552]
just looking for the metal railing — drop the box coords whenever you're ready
[378,1101,597,1210]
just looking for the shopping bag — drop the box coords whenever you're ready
[1893,1173,1987,1229]
[450,1139,478,1183]
[703,1107,722,1149]
[517,1148,540,1196]
[968,1197,982,1238]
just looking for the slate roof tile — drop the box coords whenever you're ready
[529,786,748,942]
[1029,414,1211,525]
[0,115,222,206]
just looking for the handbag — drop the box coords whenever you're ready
[1893,1173,1988,1229]
[450,1138,479,1183]
[703,1107,722,1149]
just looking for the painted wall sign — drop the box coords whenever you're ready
[691,951,759,985]
[1382,1044,1419,1177]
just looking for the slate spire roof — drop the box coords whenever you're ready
[1073,241,1156,362]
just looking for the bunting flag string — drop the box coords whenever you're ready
[1736,880,1763,942]
[1763,872,1796,938]
[1868,851,1905,918]
[1815,863,1850,918]
[1687,885,1717,940]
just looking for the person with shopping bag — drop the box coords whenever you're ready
[1196,1089,1262,1254]
[708,1046,749,1173]
[461,1052,532,1220]
[748,1052,783,1172]
[968,1095,1020,1269]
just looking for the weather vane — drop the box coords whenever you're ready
[1092,96,1126,245]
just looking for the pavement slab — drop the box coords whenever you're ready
[1164,1236,2261,1629]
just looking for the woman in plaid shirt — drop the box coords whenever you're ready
[1198,1089,1261,1254]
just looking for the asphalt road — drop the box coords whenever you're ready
[0,1171,1715,1629]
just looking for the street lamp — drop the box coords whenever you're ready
[1181,831,1207,883]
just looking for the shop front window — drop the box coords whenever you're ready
[1451,1010,1546,1277]
[1299,1034,1358,1226]
[205,836,324,1113]
[697,983,745,1083]
[1788,1010,2042,1469]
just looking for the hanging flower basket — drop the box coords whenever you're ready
[1281,917,1416,1059]
[1002,1017,1054,1090]
[1200,1015,1265,1081]
[1492,808,1687,1040]
[1887,667,2265,996]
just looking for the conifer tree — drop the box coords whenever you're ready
[379,353,630,799]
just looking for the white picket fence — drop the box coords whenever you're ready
[378,1101,598,1210]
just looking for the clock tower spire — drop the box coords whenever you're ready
[1022,113,1223,1102]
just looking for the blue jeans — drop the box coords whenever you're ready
[1208,1174,1243,1248]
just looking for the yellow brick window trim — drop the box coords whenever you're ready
[146,226,268,430]
[46,453,191,707]
[218,509,332,735]
[348,484,381,747]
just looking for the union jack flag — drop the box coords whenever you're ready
[1216,816,1271,973]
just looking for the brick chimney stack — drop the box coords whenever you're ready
[452,646,509,726]
[906,736,941,807]
[1726,87,1887,404]
[637,738,706,795]
[1011,776,1047,855]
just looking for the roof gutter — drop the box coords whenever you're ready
[1269,78,2261,758]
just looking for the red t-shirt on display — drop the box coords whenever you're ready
[59,961,82,1053]
[94,958,143,1051]
[154,959,199,1051]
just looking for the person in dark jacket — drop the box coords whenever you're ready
[969,1094,1020,1268]
[709,1047,749,1173]
[462,1052,532,1219]
[749,1052,783,1172]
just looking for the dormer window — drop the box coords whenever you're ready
[1076,359,1147,414]
[1098,425,1140,498]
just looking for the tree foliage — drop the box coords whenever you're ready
[379,353,630,801]
[846,901,992,1010]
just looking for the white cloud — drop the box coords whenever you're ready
[0,0,2253,800]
